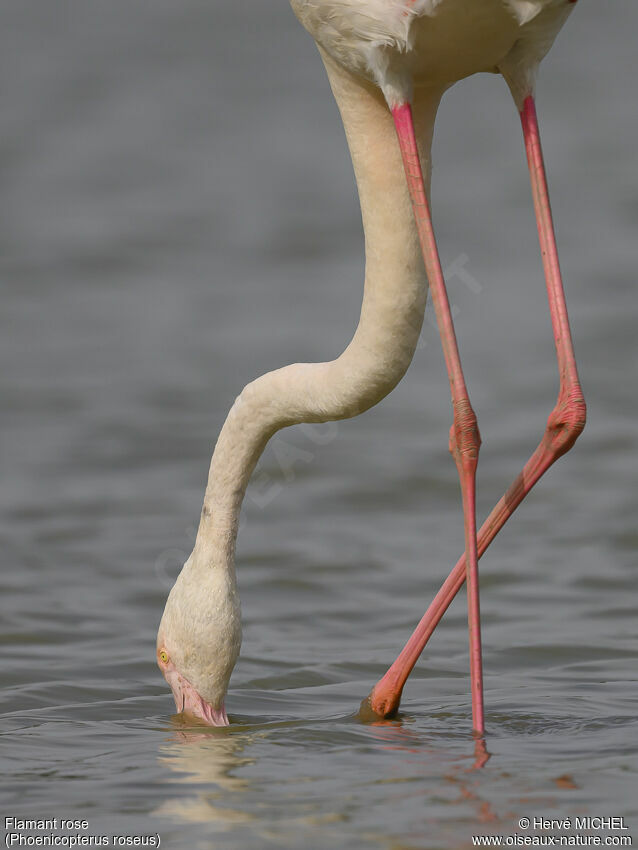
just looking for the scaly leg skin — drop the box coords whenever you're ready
[390,102,485,735]
[366,95,586,722]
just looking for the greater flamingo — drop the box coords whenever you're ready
[157,0,586,735]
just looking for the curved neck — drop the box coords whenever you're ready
[193,57,443,570]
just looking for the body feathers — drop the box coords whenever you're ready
[290,0,575,105]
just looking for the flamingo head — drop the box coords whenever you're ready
[156,554,241,726]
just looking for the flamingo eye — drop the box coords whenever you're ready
[159,650,169,664]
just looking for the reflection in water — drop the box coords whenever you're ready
[364,717,497,830]
[359,703,491,769]
[470,737,491,771]
[154,718,254,827]
[154,710,500,843]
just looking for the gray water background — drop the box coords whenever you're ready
[1,3,637,848]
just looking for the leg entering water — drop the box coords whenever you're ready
[383,102,485,734]
[365,94,585,723]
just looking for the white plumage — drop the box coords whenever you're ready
[290,0,573,106]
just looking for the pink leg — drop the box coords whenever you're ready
[368,96,586,719]
[391,103,485,734]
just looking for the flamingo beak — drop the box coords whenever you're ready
[162,668,229,726]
